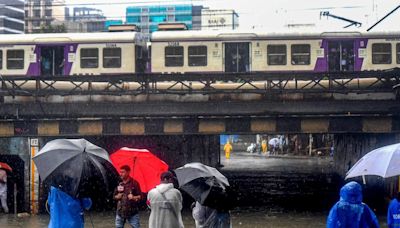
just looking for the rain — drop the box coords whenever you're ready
[0,0,400,227]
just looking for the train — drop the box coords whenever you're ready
[0,29,399,76]
[0,32,146,76]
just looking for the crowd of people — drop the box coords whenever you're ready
[45,164,232,228]
[113,165,231,228]
[5,162,400,227]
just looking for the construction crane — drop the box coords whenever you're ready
[320,11,362,28]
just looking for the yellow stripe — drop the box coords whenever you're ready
[31,146,35,214]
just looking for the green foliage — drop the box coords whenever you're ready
[39,24,66,33]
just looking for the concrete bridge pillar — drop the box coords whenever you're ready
[334,133,400,177]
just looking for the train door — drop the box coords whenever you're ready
[224,42,250,73]
[327,40,354,72]
[40,46,65,76]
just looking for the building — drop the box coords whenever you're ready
[105,19,123,29]
[0,0,24,34]
[62,7,106,33]
[126,4,203,37]
[201,9,239,30]
[25,0,66,33]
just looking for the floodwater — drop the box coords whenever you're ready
[0,210,387,228]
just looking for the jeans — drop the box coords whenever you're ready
[0,194,8,213]
[216,212,231,228]
[116,213,140,228]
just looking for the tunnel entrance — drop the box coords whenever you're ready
[219,134,338,211]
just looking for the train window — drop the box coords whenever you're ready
[291,44,310,65]
[165,46,183,67]
[81,48,99,68]
[103,48,121,68]
[7,50,24,69]
[0,50,2,69]
[267,45,286,65]
[397,44,400,64]
[372,43,391,64]
[188,46,207,67]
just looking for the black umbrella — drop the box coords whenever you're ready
[33,138,119,198]
[175,162,230,208]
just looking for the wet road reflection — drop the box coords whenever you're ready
[0,210,387,228]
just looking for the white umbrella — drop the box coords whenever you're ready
[346,143,400,179]
[268,138,280,147]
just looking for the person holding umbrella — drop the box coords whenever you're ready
[114,165,142,228]
[192,201,231,228]
[147,171,184,228]
[33,139,120,227]
[48,186,92,228]
[175,162,234,228]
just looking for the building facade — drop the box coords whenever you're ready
[105,19,123,29]
[0,0,24,34]
[62,7,106,33]
[25,0,66,33]
[126,4,203,37]
[201,9,239,30]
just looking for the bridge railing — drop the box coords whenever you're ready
[1,70,399,97]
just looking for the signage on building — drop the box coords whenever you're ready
[201,9,238,30]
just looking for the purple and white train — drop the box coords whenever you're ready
[151,30,400,73]
[0,32,146,76]
[0,30,399,76]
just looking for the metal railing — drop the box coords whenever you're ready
[1,69,399,97]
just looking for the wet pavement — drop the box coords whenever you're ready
[0,210,326,228]
[0,210,387,228]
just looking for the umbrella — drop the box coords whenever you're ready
[346,143,400,179]
[0,162,12,172]
[110,147,169,193]
[268,138,280,147]
[175,162,230,207]
[33,138,119,198]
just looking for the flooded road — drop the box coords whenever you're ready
[0,210,387,228]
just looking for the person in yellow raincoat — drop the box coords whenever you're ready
[224,141,233,159]
[261,140,267,154]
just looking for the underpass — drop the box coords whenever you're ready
[0,71,399,214]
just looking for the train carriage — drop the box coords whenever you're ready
[150,30,400,73]
[0,32,146,76]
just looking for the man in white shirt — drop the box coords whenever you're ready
[147,171,184,228]
[0,169,8,213]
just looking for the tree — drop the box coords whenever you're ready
[39,23,66,33]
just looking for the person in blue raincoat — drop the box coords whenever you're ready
[327,181,379,228]
[48,186,92,228]
[387,192,400,228]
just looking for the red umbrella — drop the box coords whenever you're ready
[110,147,169,193]
[0,162,12,172]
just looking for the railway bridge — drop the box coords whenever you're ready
[0,70,400,213]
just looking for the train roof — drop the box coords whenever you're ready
[0,32,143,44]
[151,30,400,41]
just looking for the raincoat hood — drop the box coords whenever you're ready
[339,181,362,204]
[155,183,174,194]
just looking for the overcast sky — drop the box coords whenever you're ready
[65,0,400,32]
